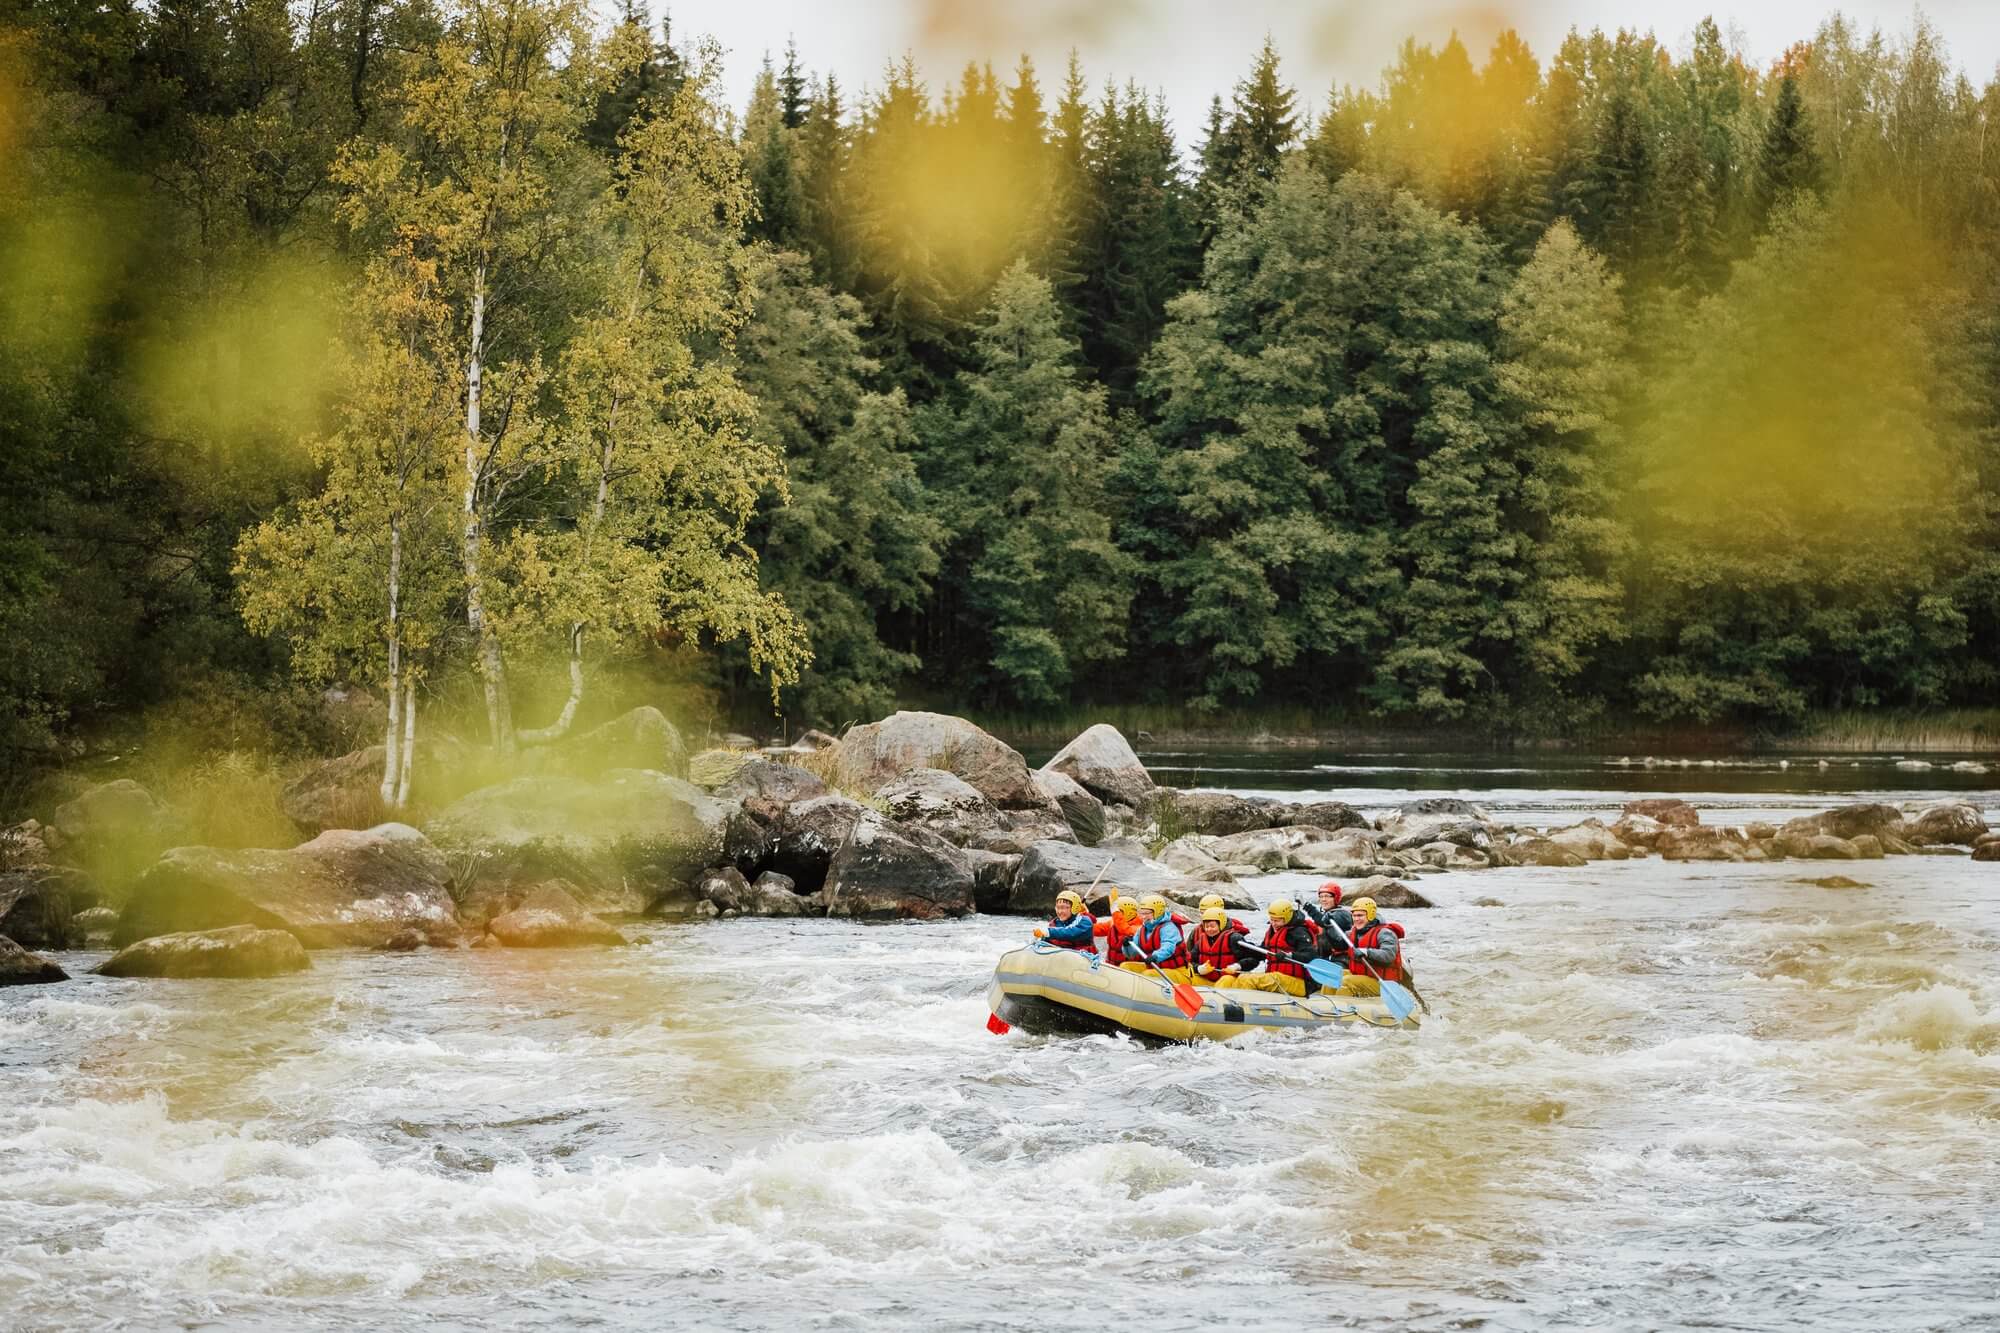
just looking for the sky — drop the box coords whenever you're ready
[654,0,2000,138]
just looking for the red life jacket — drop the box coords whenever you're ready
[1135,915,1191,969]
[1094,915,1137,960]
[1190,924,1246,974]
[1046,912,1096,952]
[1348,920,1405,982]
[1261,922,1307,979]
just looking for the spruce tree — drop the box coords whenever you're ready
[1755,74,1821,226]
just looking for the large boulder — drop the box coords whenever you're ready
[964,850,1022,914]
[533,706,686,780]
[1386,820,1494,854]
[968,807,1079,856]
[1032,768,1105,846]
[0,867,85,949]
[1345,876,1434,910]
[835,711,1042,808]
[426,770,729,919]
[97,925,309,979]
[1621,798,1700,828]
[1779,804,1906,844]
[1289,829,1386,876]
[717,760,829,821]
[1902,801,1988,847]
[1155,790,1284,836]
[1274,801,1370,833]
[1774,832,1862,860]
[486,883,626,946]
[824,814,975,920]
[1155,837,1238,884]
[1498,838,1588,868]
[767,795,871,893]
[1376,802,1497,845]
[0,935,67,986]
[1972,842,2000,862]
[1545,821,1632,862]
[1008,840,1248,915]
[1657,826,1751,862]
[874,768,1005,847]
[1042,723,1154,808]
[50,779,189,886]
[116,823,459,948]
[1609,814,1668,851]
[281,746,392,833]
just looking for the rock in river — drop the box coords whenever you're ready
[835,711,1044,809]
[97,925,309,979]
[116,823,458,948]
[823,814,975,920]
[0,934,67,986]
[426,770,728,919]
[1041,723,1155,808]
[485,883,626,947]
[1008,840,1252,915]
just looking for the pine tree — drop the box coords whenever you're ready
[779,38,809,129]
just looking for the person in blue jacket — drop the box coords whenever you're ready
[1117,894,1194,984]
[1033,889,1096,953]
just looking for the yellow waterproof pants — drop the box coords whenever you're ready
[1119,961,1195,985]
[1216,972,1307,997]
[1332,974,1382,997]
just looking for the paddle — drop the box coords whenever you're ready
[1141,953,1205,1020]
[1318,919,1419,1024]
[1236,938,1349,992]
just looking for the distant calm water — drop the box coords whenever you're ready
[3,755,1996,1330]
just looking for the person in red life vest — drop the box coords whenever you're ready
[1032,889,1095,952]
[1187,906,1252,984]
[1197,893,1250,937]
[1093,896,1141,963]
[1217,899,1318,996]
[1117,893,1194,984]
[1302,882,1352,941]
[1323,896,1405,996]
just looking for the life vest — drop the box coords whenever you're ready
[1135,915,1191,969]
[1348,920,1405,982]
[1190,924,1245,974]
[1046,912,1096,952]
[1094,915,1137,960]
[1261,922,1307,980]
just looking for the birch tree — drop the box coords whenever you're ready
[235,243,459,807]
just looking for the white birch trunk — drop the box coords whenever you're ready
[518,429,615,747]
[461,273,514,752]
[381,515,403,804]
[394,680,416,808]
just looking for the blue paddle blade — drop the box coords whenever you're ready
[1305,958,1347,988]
[1379,981,1417,1024]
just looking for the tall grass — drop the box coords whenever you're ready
[1770,709,2000,753]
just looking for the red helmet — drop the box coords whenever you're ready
[1315,882,1343,905]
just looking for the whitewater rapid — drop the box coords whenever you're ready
[3,773,1998,1330]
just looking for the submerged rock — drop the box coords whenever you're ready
[0,934,67,986]
[97,925,309,979]
[1041,723,1154,808]
[117,823,458,948]
[485,883,626,947]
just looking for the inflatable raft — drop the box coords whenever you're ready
[987,943,1419,1043]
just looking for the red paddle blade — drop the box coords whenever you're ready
[986,1012,1011,1035]
[1171,984,1204,1019]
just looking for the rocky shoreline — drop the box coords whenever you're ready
[2,709,1992,984]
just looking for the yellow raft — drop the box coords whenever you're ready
[987,943,1419,1043]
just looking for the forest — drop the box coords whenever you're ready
[5,0,2000,800]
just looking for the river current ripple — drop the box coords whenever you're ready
[2,767,1998,1330]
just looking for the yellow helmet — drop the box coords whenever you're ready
[1139,893,1169,918]
[1201,906,1227,926]
[1351,896,1378,924]
[1267,899,1294,921]
[1114,896,1140,919]
[1054,889,1085,912]
[1198,893,1226,911]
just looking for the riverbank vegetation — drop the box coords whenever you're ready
[5,3,2000,809]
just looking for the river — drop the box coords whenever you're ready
[3,751,1997,1330]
